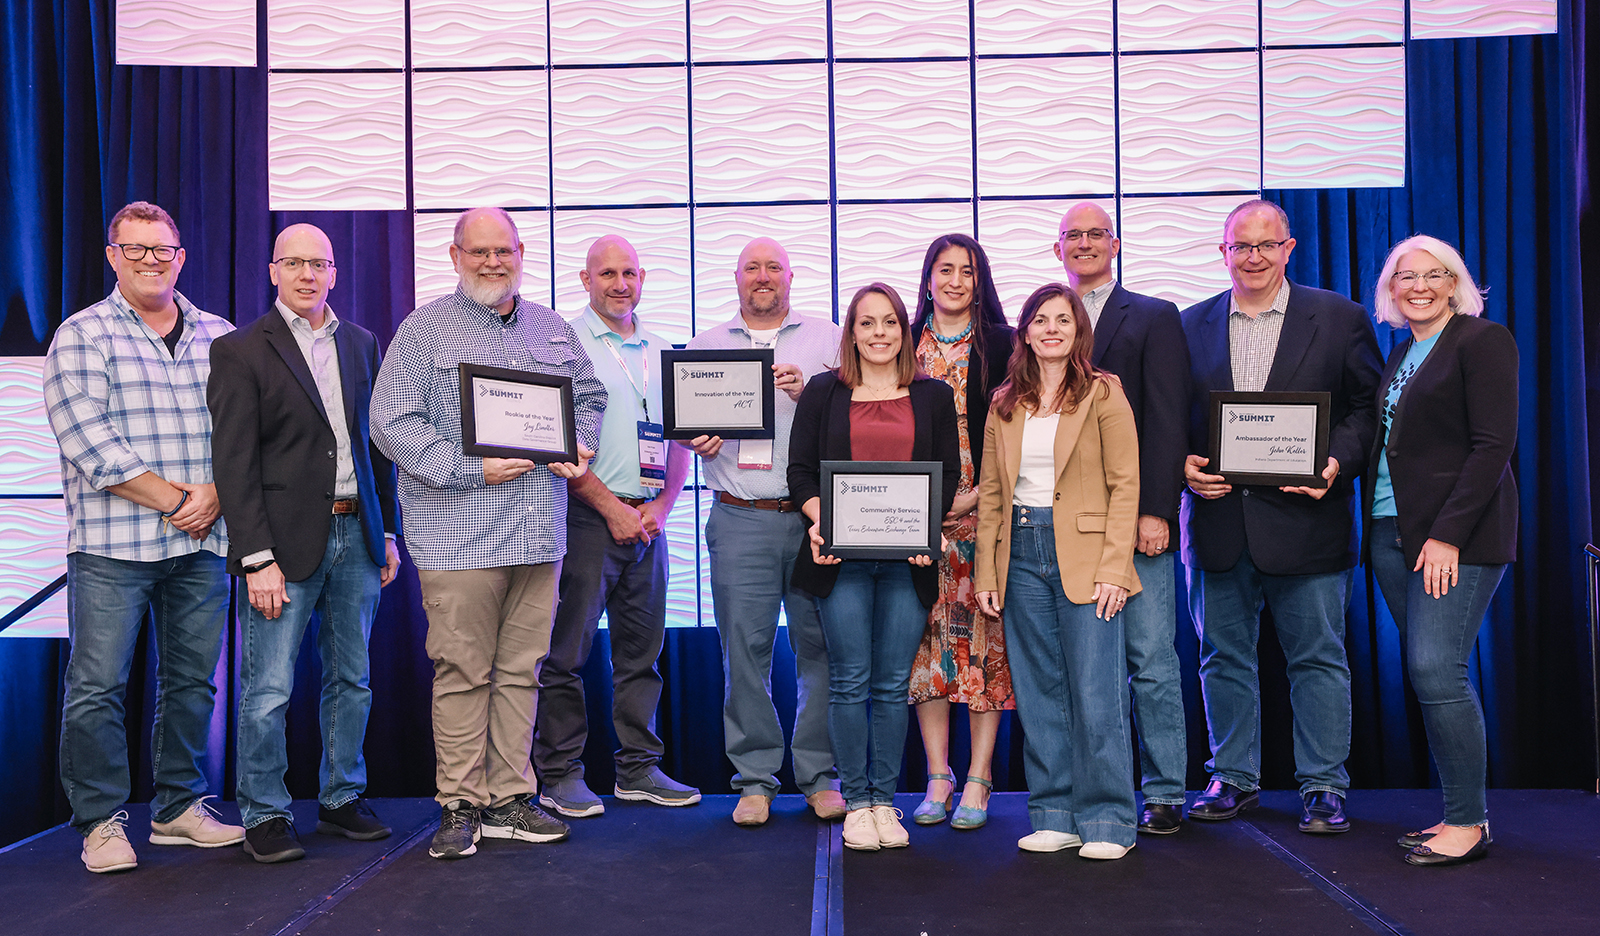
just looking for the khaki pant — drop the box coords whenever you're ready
[418,563,558,808]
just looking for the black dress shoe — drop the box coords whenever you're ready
[1405,828,1489,866]
[1188,778,1259,821]
[244,817,306,863]
[317,798,392,841]
[1299,791,1351,834]
[1138,803,1183,834]
[1396,829,1436,848]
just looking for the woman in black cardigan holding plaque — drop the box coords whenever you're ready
[789,283,960,853]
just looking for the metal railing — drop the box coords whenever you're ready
[0,574,66,636]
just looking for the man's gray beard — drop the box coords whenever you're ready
[461,272,519,309]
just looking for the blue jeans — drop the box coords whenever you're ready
[237,515,382,828]
[60,549,229,833]
[1124,549,1187,805]
[1369,516,1503,826]
[815,560,928,810]
[705,501,836,797]
[1003,507,1136,846]
[1187,551,1352,795]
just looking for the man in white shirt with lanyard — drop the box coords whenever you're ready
[534,235,700,818]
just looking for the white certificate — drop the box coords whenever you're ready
[672,360,766,430]
[472,378,568,451]
[829,473,932,549]
[1216,402,1320,476]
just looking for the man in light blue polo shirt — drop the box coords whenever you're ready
[534,235,699,817]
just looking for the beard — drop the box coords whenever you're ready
[460,265,521,309]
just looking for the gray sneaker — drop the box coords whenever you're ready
[614,768,702,807]
[481,794,570,843]
[428,801,480,859]
[539,777,605,818]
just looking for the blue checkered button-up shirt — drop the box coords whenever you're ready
[43,288,233,560]
[371,288,606,571]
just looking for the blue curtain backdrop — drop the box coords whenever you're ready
[0,1,1593,846]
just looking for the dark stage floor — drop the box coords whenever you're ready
[2,790,1596,936]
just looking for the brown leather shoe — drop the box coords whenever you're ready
[732,794,771,826]
[807,790,847,820]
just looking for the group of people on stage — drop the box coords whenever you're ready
[44,193,1517,874]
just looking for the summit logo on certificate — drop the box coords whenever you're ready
[661,349,777,440]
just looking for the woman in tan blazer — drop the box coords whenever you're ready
[974,282,1142,860]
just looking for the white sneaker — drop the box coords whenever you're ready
[1080,841,1134,860]
[842,808,881,851]
[1018,830,1083,852]
[871,805,910,848]
[82,812,138,873]
[149,796,245,847]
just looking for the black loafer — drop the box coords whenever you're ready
[1138,802,1183,834]
[1299,791,1351,834]
[1189,779,1259,821]
[317,798,392,841]
[1405,828,1488,866]
[244,816,306,863]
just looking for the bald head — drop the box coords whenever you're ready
[580,235,645,334]
[453,206,520,247]
[270,223,337,326]
[735,237,794,325]
[1055,201,1119,292]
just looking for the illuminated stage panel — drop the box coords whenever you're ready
[1263,0,1403,45]
[412,210,553,309]
[976,200,1086,318]
[549,0,686,64]
[115,0,256,67]
[663,486,712,627]
[412,71,548,209]
[0,499,68,640]
[0,359,59,496]
[1118,53,1259,194]
[267,0,404,70]
[835,203,976,316]
[690,0,827,61]
[267,73,406,211]
[552,207,693,346]
[975,58,1115,198]
[834,62,971,201]
[1264,48,1405,189]
[693,64,830,203]
[692,204,834,332]
[1411,0,1557,39]
[831,0,969,59]
[1116,0,1257,51]
[1118,196,1239,310]
[410,0,547,68]
[974,0,1112,55]
[551,68,689,207]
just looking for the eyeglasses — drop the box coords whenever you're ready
[1224,241,1287,257]
[457,246,518,262]
[113,243,179,262]
[273,257,334,273]
[1391,269,1455,288]
[1061,228,1112,243]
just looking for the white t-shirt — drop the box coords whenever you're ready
[1013,411,1059,506]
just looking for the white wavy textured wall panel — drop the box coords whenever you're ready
[831,0,969,59]
[412,210,553,308]
[1118,53,1259,194]
[412,72,548,209]
[1116,0,1257,51]
[267,74,406,211]
[267,0,404,69]
[1410,0,1558,39]
[1263,0,1403,45]
[835,203,975,314]
[549,0,686,64]
[692,205,835,331]
[1118,196,1239,309]
[975,59,1115,197]
[552,208,693,345]
[409,0,547,68]
[551,69,689,206]
[974,0,1112,55]
[690,0,827,61]
[0,499,69,639]
[1263,49,1405,189]
[976,200,1087,318]
[0,359,57,495]
[692,65,830,203]
[834,62,972,201]
[662,487,711,627]
[115,0,257,67]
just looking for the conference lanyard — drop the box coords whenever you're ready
[598,333,649,423]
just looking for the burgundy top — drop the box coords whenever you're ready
[849,397,915,461]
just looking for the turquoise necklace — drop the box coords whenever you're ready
[931,318,973,343]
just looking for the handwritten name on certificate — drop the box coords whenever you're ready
[473,378,567,451]
[831,474,930,548]
[673,361,765,430]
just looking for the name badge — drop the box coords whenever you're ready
[638,420,666,489]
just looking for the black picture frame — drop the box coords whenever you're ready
[819,460,943,560]
[459,362,579,464]
[1208,390,1332,487]
[660,348,776,440]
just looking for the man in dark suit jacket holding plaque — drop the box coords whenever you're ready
[1179,200,1380,835]
[208,223,401,863]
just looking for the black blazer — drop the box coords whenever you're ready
[1092,283,1191,528]
[1362,314,1518,568]
[910,318,1012,481]
[1179,281,1382,575]
[787,371,961,607]
[208,309,400,582]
